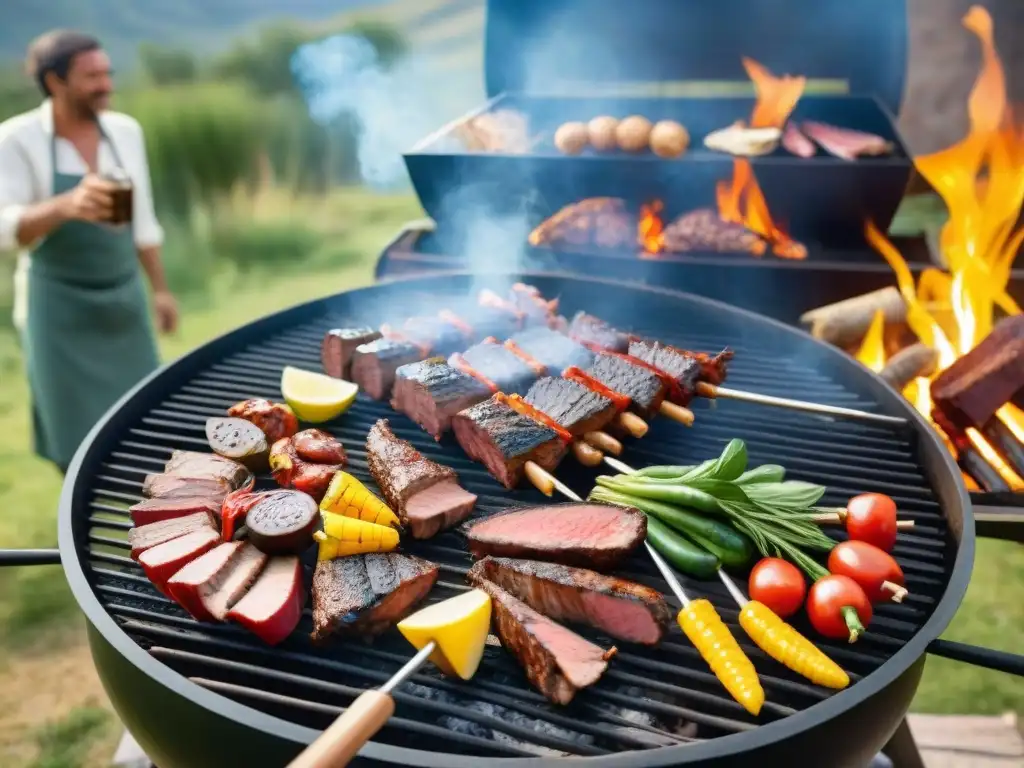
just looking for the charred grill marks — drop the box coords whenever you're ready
[524,377,616,436]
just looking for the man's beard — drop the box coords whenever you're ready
[71,93,108,119]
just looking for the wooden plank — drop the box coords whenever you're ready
[907,713,1024,768]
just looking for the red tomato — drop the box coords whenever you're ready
[828,540,907,603]
[748,558,806,618]
[806,575,873,643]
[845,493,898,552]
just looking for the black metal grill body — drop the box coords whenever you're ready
[58,273,972,768]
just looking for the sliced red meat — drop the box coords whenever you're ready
[391,359,490,439]
[138,528,221,595]
[164,450,252,488]
[405,480,478,539]
[467,503,646,571]
[167,542,267,621]
[801,121,894,160]
[227,556,305,645]
[321,327,382,380]
[129,511,216,560]
[142,474,232,501]
[782,122,816,158]
[130,495,222,527]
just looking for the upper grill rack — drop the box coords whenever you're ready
[78,281,951,760]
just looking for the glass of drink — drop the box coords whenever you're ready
[103,168,134,226]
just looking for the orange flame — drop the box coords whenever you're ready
[638,201,665,254]
[715,159,808,259]
[743,57,807,130]
[857,6,1024,489]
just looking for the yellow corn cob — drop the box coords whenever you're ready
[313,515,400,560]
[739,601,850,690]
[320,471,401,528]
[678,598,764,716]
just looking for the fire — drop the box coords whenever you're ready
[857,5,1024,490]
[638,201,665,253]
[743,57,808,130]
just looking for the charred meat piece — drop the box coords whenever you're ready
[469,557,672,645]
[269,433,345,502]
[311,552,439,642]
[508,326,594,374]
[586,352,667,420]
[366,419,478,538]
[227,399,299,445]
[452,397,569,489]
[467,503,646,571]
[129,511,216,559]
[627,340,700,405]
[453,340,537,395]
[321,327,382,380]
[391,358,490,439]
[402,316,470,357]
[168,541,267,622]
[931,315,1024,433]
[138,527,221,595]
[568,311,629,353]
[468,577,614,705]
[686,347,734,386]
[662,208,766,254]
[142,474,233,501]
[292,429,347,465]
[524,377,617,436]
[130,495,222,527]
[801,121,894,160]
[527,198,635,251]
[351,338,424,400]
[227,556,305,646]
[164,450,252,489]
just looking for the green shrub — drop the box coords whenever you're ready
[210,217,324,271]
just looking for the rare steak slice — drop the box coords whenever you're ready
[468,557,672,645]
[467,503,645,571]
[366,419,477,538]
[163,450,252,489]
[167,541,268,622]
[129,511,217,559]
[350,338,424,400]
[567,311,629,353]
[586,352,667,420]
[130,495,222,527]
[391,358,490,439]
[311,552,439,642]
[467,576,615,705]
[627,340,701,406]
[452,340,537,395]
[142,474,233,501]
[452,396,569,489]
[524,376,617,436]
[321,326,382,380]
[507,326,594,375]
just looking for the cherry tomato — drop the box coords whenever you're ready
[828,540,907,603]
[806,575,873,643]
[845,493,899,552]
[748,558,806,618]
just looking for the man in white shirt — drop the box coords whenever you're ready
[0,30,179,472]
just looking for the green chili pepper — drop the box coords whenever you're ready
[594,476,722,514]
[644,516,721,579]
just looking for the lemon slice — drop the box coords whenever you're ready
[280,366,358,423]
[398,589,492,680]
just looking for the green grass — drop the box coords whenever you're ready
[29,707,112,768]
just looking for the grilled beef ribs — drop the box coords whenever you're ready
[524,377,617,436]
[129,511,217,559]
[367,419,478,538]
[311,552,439,642]
[351,338,424,400]
[468,576,614,705]
[469,557,672,645]
[164,451,252,488]
[130,495,222,526]
[168,541,267,622]
[452,397,569,489]
[568,311,629,353]
[321,327,382,379]
[141,474,233,501]
[467,503,646,570]
[627,340,700,405]
[226,556,305,645]
[586,353,667,420]
[453,340,537,395]
[391,358,491,439]
[508,327,594,374]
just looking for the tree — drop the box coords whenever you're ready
[138,43,198,86]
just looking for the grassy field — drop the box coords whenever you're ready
[0,193,1020,767]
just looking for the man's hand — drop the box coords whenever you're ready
[61,174,116,223]
[153,290,179,334]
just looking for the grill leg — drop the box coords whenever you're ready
[113,729,155,768]
[881,718,927,768]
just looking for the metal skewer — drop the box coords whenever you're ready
[696,382,908,427]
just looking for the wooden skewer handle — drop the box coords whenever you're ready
[525,461,556,496]
[288,690,395,768]
[659,401,695,426]
[616,411,649,438]
[572,440,604,467]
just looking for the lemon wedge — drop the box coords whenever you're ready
[280,366,358,423]
[397,589,492,680]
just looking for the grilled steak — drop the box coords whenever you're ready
[366,419,477,537]
[321,327,382,379]
[129,511,217,559]
[452,340,537,395]
[587,353,667,420]
[130,495,222,526]
[467,503,645,570]
[469,557,672,645]
[351,338,423,400]
[452,397,569,489]
[508,326,594,374]
[509,283,558,323]
[627,340,701,405]
[311,552,439,642]
[568,311,629,353]
[468,577,614,705]
[402,317,469,357]
[142,474,232,501]
[524,377,617,436]
[391,358,490,439]
[164,450,252,489]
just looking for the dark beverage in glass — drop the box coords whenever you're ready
[103,168,134,226]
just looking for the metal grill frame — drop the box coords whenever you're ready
[57,272,974,767]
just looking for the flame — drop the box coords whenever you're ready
[639,201,665,254]
[742,57,807,130]
[857,6,1024,490]
[715,159,808,259]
